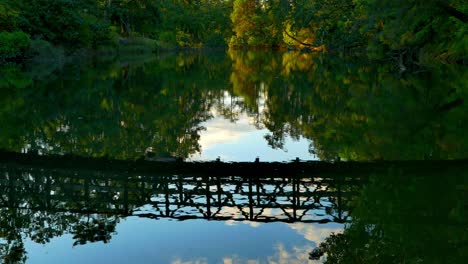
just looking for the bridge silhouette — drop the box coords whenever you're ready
[0,163,362,224]
[2,150,464,225]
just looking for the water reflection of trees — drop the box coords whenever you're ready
[311,164,468,263]
[0,55,227,160]
[1,51,467,161]
[226,51,468,160]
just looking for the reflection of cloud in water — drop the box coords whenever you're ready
[226,220,343,246]
[173,244,322,264]
[171,258,207,264]
[287,222,343,245]
[267,243,317,264]
[197,115,255,150]
[190,109,314,162]
[225,219,262,228]
[219,217,342,263]
[221,208,343,243]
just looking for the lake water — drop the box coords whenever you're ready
[0,51,467,263]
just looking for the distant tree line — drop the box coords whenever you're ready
[0,0,466,65]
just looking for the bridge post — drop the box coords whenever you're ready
[248,175,254,221]
[178,174,183,206]
[164,175,170,217]
[292,175,298,220]
[84,175,90,213]
[337,175,343,221]
[216,176,222,211]
[123,176,129,215]
[204,174,211,219]
[45,170,52,210]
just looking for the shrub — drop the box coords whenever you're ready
[0,64,32,89]
[0,1,20,32]
[0,31,31,60]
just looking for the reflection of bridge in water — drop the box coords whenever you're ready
[2,155,465,258]
[0,164,363,224]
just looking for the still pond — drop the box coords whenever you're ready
[0,50,466,263]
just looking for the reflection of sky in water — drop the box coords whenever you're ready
[190,114,316,162]
[25,218,342,264]
[189,90,317,162]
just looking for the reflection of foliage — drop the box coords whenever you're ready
[313,165,468,263]
[72,217,117,246]
[230,51,468,161]
[1,51,467,161]
[0,168,124,263]
[300,58,468,161]
[227,50,468,161]
[0,240,27,264]
[228,49,278,118]
[0,54,229,160]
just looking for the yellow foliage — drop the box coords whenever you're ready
[282,23,316,49]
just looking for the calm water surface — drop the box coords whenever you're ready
[0,51,467,263]
[1,50,467,161]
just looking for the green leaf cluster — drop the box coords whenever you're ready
[0,31,31,61]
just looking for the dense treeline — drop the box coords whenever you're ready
[228,0,467,64]
[0,0,232,60]
[0,0,467,64]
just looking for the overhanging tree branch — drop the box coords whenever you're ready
[436,1,468,23]
[283,29,313,47]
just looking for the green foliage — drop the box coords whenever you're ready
[0,1,20,32]
[0,64,32,89]
[83,14,115,48]
[156,0,231,48]
[359,0,468,62]
[0,0,465,63]
[288,0,362,48]
[158,31,178,47]
[230,0,284,48]
[0,31,31,60]
[14,0,83,47]
[0,0,115,53]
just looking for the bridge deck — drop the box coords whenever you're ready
[1,150,466,176]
